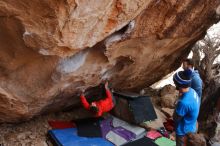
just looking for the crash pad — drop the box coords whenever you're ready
[122,137,158,146]
[112,92,157,124]
[106,130,129,146]
[48,128,114,146]
[155,137,176,146]
[100,117,113,137]
[48,121,76,129]
[128,96,157,123]
[112,117,146,136]
[146,130,162,140]
[100,117,145,146]
[75,118,103,137]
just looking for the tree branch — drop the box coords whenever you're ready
[215,49,220,55]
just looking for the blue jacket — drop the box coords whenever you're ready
[191,70,202,98]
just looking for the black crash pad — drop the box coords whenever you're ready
[112,92,157,124]
[122,137,158,146]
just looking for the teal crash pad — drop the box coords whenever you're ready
[155,137,176,146]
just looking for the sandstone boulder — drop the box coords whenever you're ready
[160,85,178,108]
[0,0,219,122]
[160,85,177,97]
[161,108,174,118]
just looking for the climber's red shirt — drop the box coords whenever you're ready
[80,89,114,117]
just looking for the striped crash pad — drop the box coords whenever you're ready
[48,128,114,146]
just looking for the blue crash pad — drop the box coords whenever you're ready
[48,128,114,146]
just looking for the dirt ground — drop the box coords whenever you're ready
[0,110,76,146]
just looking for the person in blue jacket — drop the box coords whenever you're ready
[182,59,203,98]
[173,71,200,146]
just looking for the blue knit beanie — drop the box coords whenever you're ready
[173,70,192,87]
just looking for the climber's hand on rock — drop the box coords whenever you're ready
[80,89,85,96]
[105,81,109,89]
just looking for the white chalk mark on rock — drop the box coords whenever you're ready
[39,49,50,56]
[57,50,88,73]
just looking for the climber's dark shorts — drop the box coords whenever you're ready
[176,135,187,146]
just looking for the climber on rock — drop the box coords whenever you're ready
[182,59,203,99]
[80,81,114,117]
[173,71,200,146]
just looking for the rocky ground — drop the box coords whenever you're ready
[0,111,76,146]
